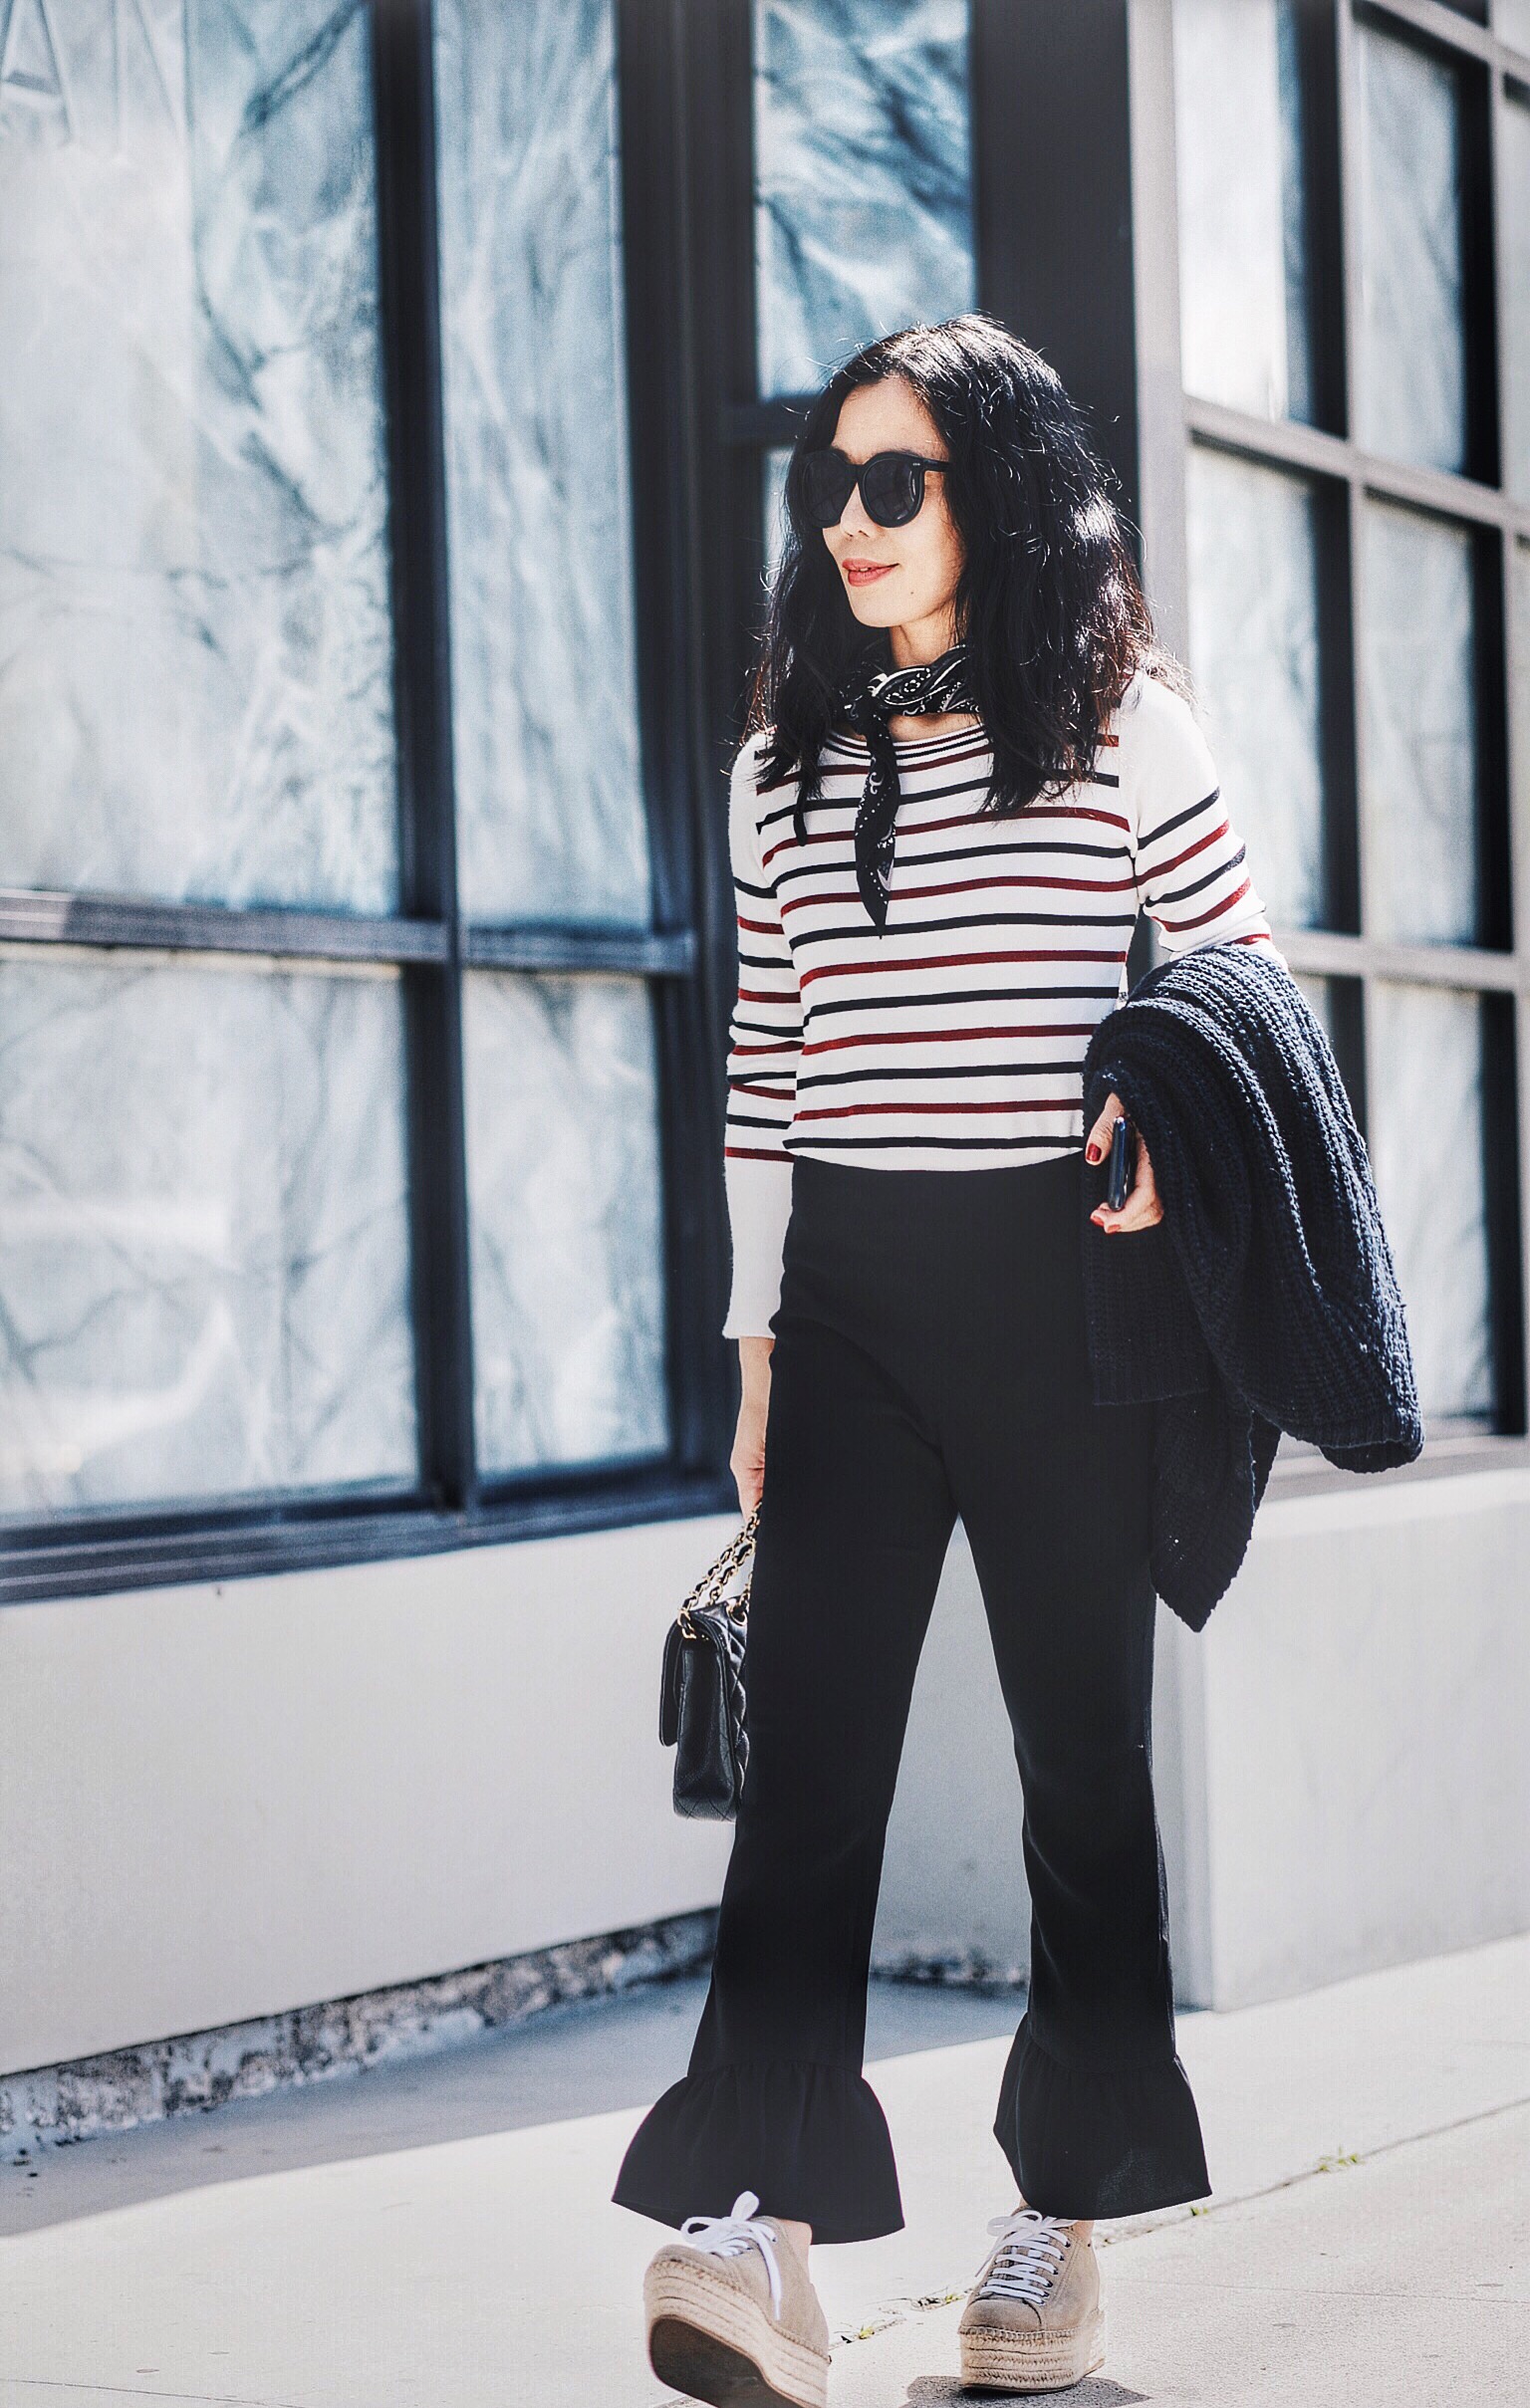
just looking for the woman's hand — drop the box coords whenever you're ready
[731,1334,774,1514]
[1085,1089,1163,1232]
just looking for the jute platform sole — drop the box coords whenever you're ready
[958,2307,1107,2394]
[644,2261,830,2408]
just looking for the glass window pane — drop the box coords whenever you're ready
[0,957,415,1519]
[763,446,792,590]
[1501,86,1530,505]
[1361,500,1478,945]
[1174,0,1313,422]
[753,0,976,399]
[1515,542,1530,828]
[1367,982,1493,1422]
[1501,3,1530,57]
[1185,444,1327,928]
[0,2,398,914]
[434,0,651,928]
[1293,972,1335,1044]
[463,973,667,1475]
[1354,21,1467,474]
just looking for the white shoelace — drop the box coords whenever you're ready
[679,2189,785,2317]
[974,2208,1071,2302]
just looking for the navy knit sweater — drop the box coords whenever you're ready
[1080,942,1423,1629]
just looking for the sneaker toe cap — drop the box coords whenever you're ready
[958,2293,1043,2339]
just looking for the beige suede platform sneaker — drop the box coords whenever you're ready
[643,2190,831,2408]
[957,2208,1106,2393]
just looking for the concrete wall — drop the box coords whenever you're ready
[5,1465,1527,2075]
[1158,1465,1530,2009]
[877,1466,1530,2013]
[0,1516,736,2077]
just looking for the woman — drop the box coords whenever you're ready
[613,313,1284,2405]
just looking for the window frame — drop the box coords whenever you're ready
[1130,0,1530,1447]
[0,0,740,1605]
[698,0,1530,1464]
[14,0,1523,1603]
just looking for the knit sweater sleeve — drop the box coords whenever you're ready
[1122,671,1288,969]
[720,729,803,1340]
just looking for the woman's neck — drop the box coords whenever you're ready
[886,707,983,742]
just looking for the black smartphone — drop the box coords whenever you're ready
[1106,1112,1134,1212]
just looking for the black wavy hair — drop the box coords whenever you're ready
[747,312,1190,832]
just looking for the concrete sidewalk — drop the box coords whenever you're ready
[1,1934,1525,2407]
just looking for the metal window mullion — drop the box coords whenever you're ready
[1126,0,1192,661]
[1185,393,1530,541]
[618,0,762,1484]
[0,891,449,965]
[372,0,477,1514]
[1181,398,1352,483]
[1274,927,1524,988]
[1333,0,1388,1146]
[461,925,695,976]
[1490,61,1530,1417]
[1465,40,1519,1418]
[1511,531,1530,1427]
[1358,0,1493,72]
[1123,0,1187,979]
[1510,981,1530,1429]
[1341,0,1525,1430]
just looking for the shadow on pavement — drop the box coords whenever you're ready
[0,1971,1026,2237]
[898,2383,1148,2405]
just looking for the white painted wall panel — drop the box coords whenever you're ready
[0,1517,735,2075]
[5,1470,1526,2076]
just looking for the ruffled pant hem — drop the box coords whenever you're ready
[611,2058,904,2243]
[994,2013,1211,2220]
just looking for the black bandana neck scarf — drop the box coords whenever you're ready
[835,638,982,931]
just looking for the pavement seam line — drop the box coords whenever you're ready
[0,2384,308,2408]
[831,2089,1530,2349]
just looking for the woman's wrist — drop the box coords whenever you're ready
[738,1333,775,1388]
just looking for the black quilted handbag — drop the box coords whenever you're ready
[659,1504,758,1818]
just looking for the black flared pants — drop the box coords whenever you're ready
[614,1148,1209,2242]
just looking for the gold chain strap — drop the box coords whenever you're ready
[676,1501,760,1638]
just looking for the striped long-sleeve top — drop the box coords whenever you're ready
[721,664,1286,1337]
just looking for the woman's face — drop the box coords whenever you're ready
[819,374,965,650]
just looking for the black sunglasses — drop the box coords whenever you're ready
[799,446,951,531]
